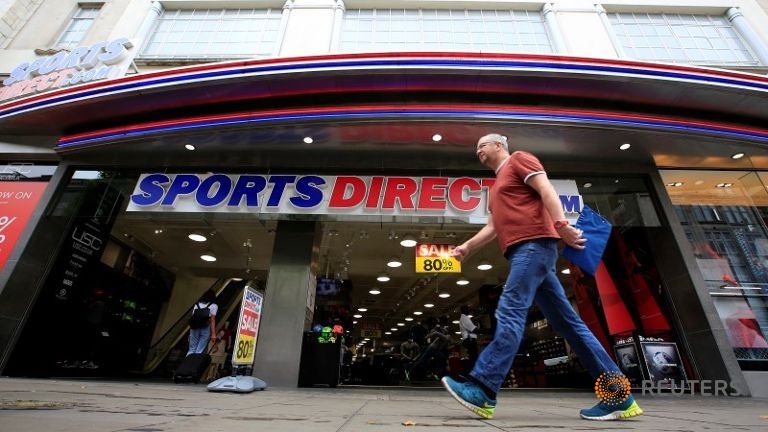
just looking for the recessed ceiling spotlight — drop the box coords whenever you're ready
[561,268,571,275]
[583,182,593,188]
[303,136,314,144]
[456,278,469,286]
[455,331,461,335]
[385,331,391,335]
[390,327,398,331]
[154,228,163,234]
[188,233,207,242]
[353,320,358,324]
[185,144,196,151]
[477,260,493,271]
[413,311,423,315]
[666,182,684,187]
[397,323,405,326]
[353,314,363,318]
[405,317,414,321]
[438,292,451,298]
[424,303,434,308]
[432,134,442,142]
[452,320,460,324]
[358,308,368,312]
[619,143,631,150]
[716,183,733,188]
[369,288,381,295]
[387,257,402,268]
[400,234,417,247]
[731,152,745,159]
[377,273,390,282]
[200,252,217,262]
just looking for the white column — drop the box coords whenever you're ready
[726,7,768,66]
[542,3,567,54]
[595,4,627,58]
[133,1,163,52]
[274,0,294,56]
[328,0,345,53]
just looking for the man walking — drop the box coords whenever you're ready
[442,133,643,421]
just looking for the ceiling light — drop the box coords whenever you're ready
[424,303,434,308]
[369,288,381,295]
[455,331,461,335]
[200,252,217,262]
[303,136,314,144]
[561,268,570,275]
[353,321,358,324]
[188,233,207,242]
[456,277,469,286]
[358,308,367,312]
[452,320,460,324]
[666,182,684,187]
[377,273,390,282]
[385,331,391,335]
[413,311,423,315]
[397,323,405,326]
[405,317,414,321]
[364,338,370,341]
[716,183,733,188]
[432,133,442,142]
[731,152,745,159]
[477,260,493,271]
[400,234,417,247]
[467,315,473,318]
[353,314,363,318]
[619,143,631,150]
[583,182,593,188]
[387,257,402,268]
[390,328,398,331]
[185,144,196,151]
[438,292,451,298]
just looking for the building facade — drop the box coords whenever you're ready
[1,0,767,396]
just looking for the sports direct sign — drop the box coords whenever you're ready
[0,37,133,102]
[127,173,583,221]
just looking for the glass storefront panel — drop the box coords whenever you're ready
[661,170,768,370]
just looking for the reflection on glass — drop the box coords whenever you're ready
[661,170,768,368]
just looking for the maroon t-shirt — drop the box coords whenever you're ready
[489,151,559,255]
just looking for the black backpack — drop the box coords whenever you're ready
[189,302,211,329]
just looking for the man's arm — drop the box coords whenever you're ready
[452,217,496,261]
[527,173,586,250]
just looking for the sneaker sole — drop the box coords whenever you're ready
[580,401,644,421]
[441,377,495,420]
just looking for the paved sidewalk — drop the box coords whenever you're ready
[0,377,766,431]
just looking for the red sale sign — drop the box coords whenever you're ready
[0,182,47,271]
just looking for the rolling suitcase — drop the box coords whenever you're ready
[173,353,211,383]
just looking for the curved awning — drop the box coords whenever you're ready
[1,52,768,168]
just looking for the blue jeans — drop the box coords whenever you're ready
[470,238,620,393]
[187,327,210,356]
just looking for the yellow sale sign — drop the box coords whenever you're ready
[415,243,461,273]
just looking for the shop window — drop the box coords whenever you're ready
[141,8,282,60]
[607,12,759,66]
[55,5,102,50]
[662,170,768,369]
[340,9,553,54]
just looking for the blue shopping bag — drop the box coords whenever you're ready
[561,205,612,276]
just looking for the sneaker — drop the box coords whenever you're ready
[441,376,497,419]
[580,394,643,421]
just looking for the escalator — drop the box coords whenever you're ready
[136,278,248,376]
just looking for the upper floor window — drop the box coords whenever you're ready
[141,8,282,60]
[608,13,759,66]
[340,9,552,54]
[56,5,101,50]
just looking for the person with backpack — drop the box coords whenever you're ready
[187,289,217,357]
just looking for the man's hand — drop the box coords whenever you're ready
[452,244,470,262]
[557,225,587,250]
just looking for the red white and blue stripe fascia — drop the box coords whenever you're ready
[56,104,768,150]
[4,52,768,120]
